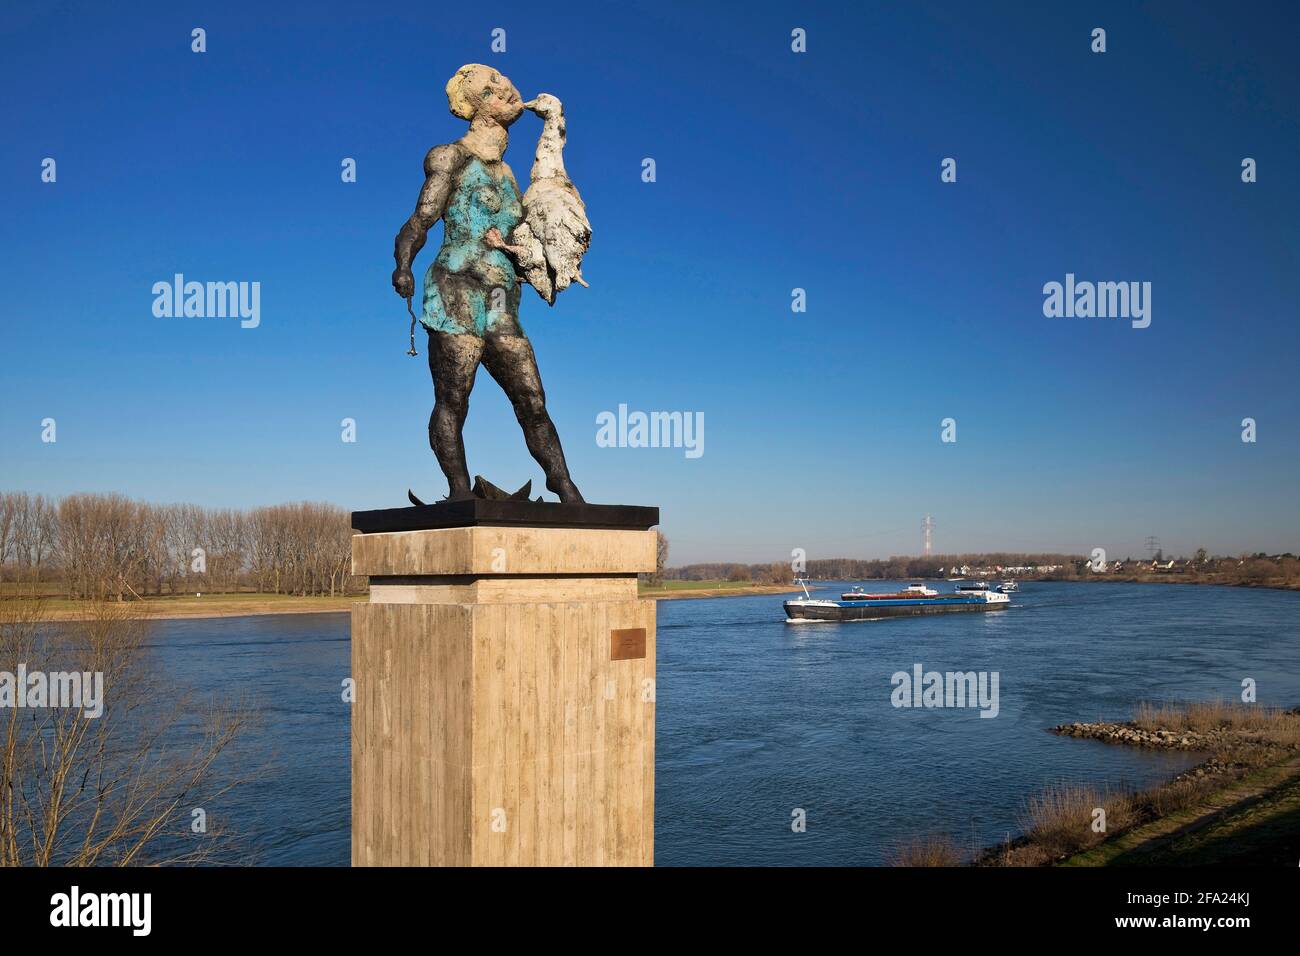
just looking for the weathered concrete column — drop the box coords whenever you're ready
[350,504,657,867]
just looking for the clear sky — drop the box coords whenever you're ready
[2,1,1297,565]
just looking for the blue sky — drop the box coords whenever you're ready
[2,0,1297,564]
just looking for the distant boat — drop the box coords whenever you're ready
[841,583,937,601]
[786,581,1010,623]
[998,580,1019,593]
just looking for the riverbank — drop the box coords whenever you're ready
[32,593,357,621]
[891,701,1300,866]
[979,702,1300,867]
[1063,755,1300,866]
[639,580,804,601]
[20,580,806,620]
[1045,573,1300,592]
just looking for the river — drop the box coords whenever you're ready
[147,581,1300,865]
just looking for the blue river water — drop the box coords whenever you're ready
[148,581,1300,866]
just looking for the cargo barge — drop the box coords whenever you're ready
[784,581,1010,623]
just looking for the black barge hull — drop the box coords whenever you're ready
[784,601,1008,622]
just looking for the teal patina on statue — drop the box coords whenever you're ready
[422,156,525,335]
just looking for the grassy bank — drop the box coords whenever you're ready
[1062,756,1300,866]
[638,580,804,600]
[29,592,357,621]
[891,702,1300,867]
[7,579,803,620]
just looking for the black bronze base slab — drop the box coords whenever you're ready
[352,499,659,534]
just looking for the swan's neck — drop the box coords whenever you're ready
[531,113,566,180]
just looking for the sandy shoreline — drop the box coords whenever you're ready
[639,584,805,601]
[27,583,808,621]
[38,600,356,622]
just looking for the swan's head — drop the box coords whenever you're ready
[522,93,563,119]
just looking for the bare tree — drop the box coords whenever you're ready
[0,494,16,584]
[0,493,54,585]
[206,508,247,594]
[135,503,172,596]
[0,595,249,865]
[54,494,152,601]
[645,531,668,588]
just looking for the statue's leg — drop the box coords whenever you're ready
[481,334,584,504]
[427,330,485,501]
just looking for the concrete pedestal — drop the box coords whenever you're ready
[350,524,656,866]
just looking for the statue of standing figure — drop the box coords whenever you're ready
[392,64,591,504]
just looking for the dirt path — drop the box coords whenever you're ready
[1064,755,1300,866]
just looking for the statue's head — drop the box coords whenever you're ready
[445,64,524,126]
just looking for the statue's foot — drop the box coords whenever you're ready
[548,478,585,504]
[409,487,476,506]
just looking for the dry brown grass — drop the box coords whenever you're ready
[888,834,964,867]
[1133,700,1299,741]
[1017,783,1137,861]
[1142,773,1224,817]
[0,592,253,865]
[981,701,1300,866]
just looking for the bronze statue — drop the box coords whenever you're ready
[392,64,590,504]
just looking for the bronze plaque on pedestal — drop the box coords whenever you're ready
[610,627,647,661]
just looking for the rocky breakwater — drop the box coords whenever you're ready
[1050,717,1300,784]
[1050,721,1222,750]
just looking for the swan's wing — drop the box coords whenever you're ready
[531,181,591,292]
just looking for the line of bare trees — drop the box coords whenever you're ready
[667,551,1300,587]
[667,554,1078,583]
[0,492,360,599]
